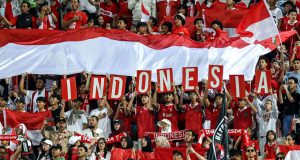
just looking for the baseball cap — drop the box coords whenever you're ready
[157,119,172,127]
[68,136,81,145]
[43,139,53,146]
[113,119,122,125]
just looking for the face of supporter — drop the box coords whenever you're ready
[289,12,297,21]
[141,138,148,147]
[37,101,46,110]
[113,123,120,130]
[164,93,174,102]
[88,117,98,128]
[50,0,56,6]
[288,79,297,90]
[71,0,79,11]
[128,84,133,92]
[0,19,6,29]
[286,135,295,145]
[121,138,128,148]
[40,6,50,14]
[267,132,275,141]
[97,16,104,26]
[50,97,59,106]
[74,140,81,147]
[117,20,127,30]
[226,0,234,5]
[74,100,83,109]
[138,26,147,34]
[174,17,182,27]
[267,0,276,6]
[184,131,194,143]
[195,20,203,30]
[51,148,62,158]
[20,3,29,14]
[77,147,86,157]
[264,100,272,111]
[211,23,220,30]
[42,143,51,152]
[271,61,280,70]
[0,99,6,107]
[98,139,106,150]
[178,8,186,16]
[258,59,267,70]
[0,148,7,159]
[202,139,210,148]
[189,92,197,102]
[238,99,246,108]
[16,102,25,111]
[284,4,293,13]
[161,25,169,34]
[173,153,183,160]
[36,79,45,90]
[97,99,105,108]
[293,60,300,70]
[141,95,149,104]
[56,121,67,129]
[130,26,137,33]
[161,122,169,130]
[245,146,256,158]
[155,138,161,147]
[215,96,223,106]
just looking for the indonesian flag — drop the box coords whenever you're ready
[236,0,279,42]
[141,3,150,22]
[0,29,295,83]
[3,109,52,146]
[278,145,300,160]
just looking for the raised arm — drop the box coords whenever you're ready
[59,100,66,118]
[152,83,159,109]
[245,96,257,113]
[88,0,100,7]
[283,84,295,103]
[19,74,27,95]
[202,80,211,107]
[127,91,137,112]
[173,83,179,106]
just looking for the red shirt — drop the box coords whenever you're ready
[115,108,133,133]
[156,0,180,23]
[184,103,203,132]
[233,106,253,129]
[98,2,118,24]
[205,104,222,129]
[63,11,88,30]
[117,0,132,28]
[265,142,278,159]
[136,106,155,138]
[79,94,90,114]
[158,104,179,131]
[172,26,190,36]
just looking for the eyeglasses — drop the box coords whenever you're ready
[277,156,283,160]
[246,149,255,153]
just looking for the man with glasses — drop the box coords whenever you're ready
[275,152,285,160]
[245,145,257,160]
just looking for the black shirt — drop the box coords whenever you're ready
[282,91,300,115]
[51,106,62,124]
[16,13,33,29]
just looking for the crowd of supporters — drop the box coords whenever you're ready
[0,0,300,159]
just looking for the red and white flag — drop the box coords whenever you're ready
[89,76,107,99]
[236,0,279,42]
[61,76,77,101]
[141,3,150,22]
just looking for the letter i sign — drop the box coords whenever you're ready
[61,76,77,101]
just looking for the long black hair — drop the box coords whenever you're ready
[95,138,108,158]
[141,136,153,152]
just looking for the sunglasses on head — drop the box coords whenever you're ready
[246,149,255,153]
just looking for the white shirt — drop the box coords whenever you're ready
[26,88,50,112]
[90,107,111,138]
[82,127,104,139]
[254,95,278,137]
[270,8,283,26]
[65,109,88,134]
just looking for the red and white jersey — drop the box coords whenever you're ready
[183,102,203,132]
[158,103,179,131]
[156,0,180,22]
[136,106,155,138]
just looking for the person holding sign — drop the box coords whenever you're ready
[127,91,155,140]
[179,86,205,133]
[153,83,180,131]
